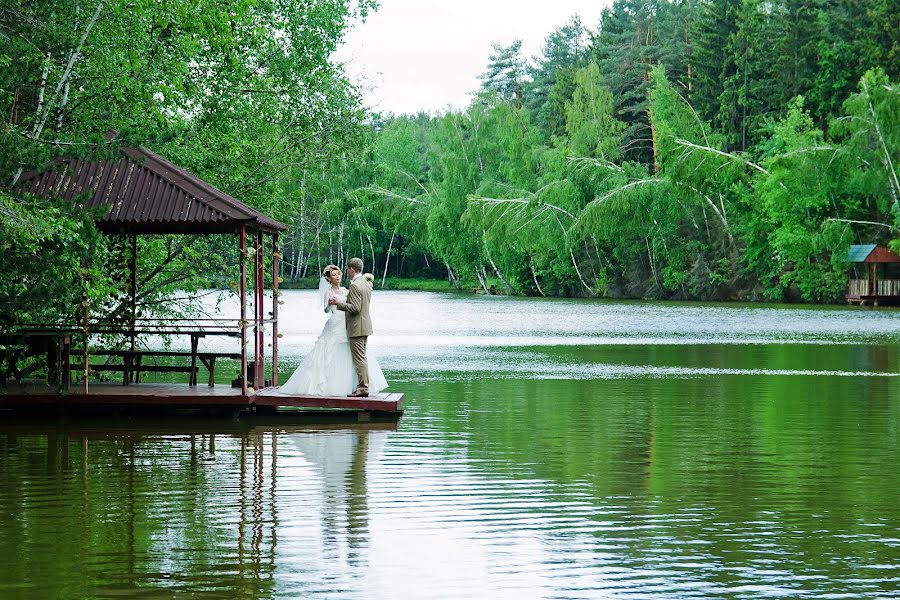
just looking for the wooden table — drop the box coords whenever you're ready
[0,331,72,390]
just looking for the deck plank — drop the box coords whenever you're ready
[254,388,404,411]
[1,383,404,413]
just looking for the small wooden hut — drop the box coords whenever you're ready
[847,244,900,306]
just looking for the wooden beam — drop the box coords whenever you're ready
[272,233,279,387]
[81,261,89,394]
[255,230,264,388]
[239,226,248,396]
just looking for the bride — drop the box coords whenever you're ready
[279,265,388,397]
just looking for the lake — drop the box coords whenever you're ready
[1,291,898,598]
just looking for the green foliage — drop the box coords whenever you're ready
[1,1,897,309]
[525,16,590,141]
[565,63,625,160]
[748,98,850,301]
[317,4,897,303]
[0,192,112,324]
[0,0,372,323]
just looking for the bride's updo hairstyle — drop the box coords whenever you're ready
[322,264,339,279]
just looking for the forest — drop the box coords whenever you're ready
[1,0,899,325]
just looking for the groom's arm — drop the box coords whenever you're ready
[337,283,362,315]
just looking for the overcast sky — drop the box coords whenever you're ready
[333,0,613,116]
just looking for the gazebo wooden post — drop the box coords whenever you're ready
[127,233,137,384]
[252,231,259,388]
[873,263,878,297]
[272,233,280,386]
[255,229,264,388]
[81,262,89,394]
[239,226,248,396]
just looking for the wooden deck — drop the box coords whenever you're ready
[255,388,404,412]
[0,382,404,417]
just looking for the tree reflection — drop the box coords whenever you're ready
[0,419,392,598]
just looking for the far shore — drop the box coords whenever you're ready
[273,278,898,308]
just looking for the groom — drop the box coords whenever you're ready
[329,257,372,397]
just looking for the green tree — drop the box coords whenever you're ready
[526,16,591,140]
[565,63,625,161]
[0,0,373,321]
[479,40,528,109]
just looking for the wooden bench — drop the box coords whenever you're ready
[89,362,199,381]
[75,349,241,387]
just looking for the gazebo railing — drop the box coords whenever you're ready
[848,279,869,297]
[876,279,900,296]
[3,319,266,391]
[848,278,900,297]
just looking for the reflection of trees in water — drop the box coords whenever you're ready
[435,375,900,583]
[0,424,382,597]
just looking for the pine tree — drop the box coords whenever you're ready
[592,0,663,164]
[526,16,591,140]
[692,0,741,129]
[479,40,528,108]
[717,0,779,150]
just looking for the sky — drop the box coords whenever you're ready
[333,0,613,116]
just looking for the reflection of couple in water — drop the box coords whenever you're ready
[280,258,387,398]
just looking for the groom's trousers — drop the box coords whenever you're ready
[349,336,369,392]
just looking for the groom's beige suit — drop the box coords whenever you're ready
[337,273,373,394]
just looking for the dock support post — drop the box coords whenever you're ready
[81,261,89,395]
[272,233,279,386]
[128,234,137,384]
[239,226,248,396]
[255,230,264,388]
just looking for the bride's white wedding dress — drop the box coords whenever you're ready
[279,284,388,397]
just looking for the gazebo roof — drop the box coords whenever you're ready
[848,244,900,264]
[17,145,287,235]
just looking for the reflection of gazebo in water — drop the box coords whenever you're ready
[1,139,403,415]
[847,244,900,306]
[0,419,394,592]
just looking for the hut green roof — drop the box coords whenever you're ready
[848,244,877,262]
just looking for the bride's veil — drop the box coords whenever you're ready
[316,275,332,313]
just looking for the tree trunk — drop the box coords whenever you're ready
[446,263,459,288]
[530,259,545,297]
[55,51,75,129]
[687,62,692,100]
[483,239,517,294]
[381,229,396,288]
[570,248,594,296]
[32,0,105,141]
[475,267,488,293]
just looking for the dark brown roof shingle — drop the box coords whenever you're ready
[17,145,287,234]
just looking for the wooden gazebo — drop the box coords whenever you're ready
[847,244,900,306]
[12,140,286,396]
[1,140,404,415]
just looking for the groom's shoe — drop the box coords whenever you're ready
[348,389,369,397]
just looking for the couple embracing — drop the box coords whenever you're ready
[280,257,387,398]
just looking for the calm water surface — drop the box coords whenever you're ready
[1,292,898,598]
